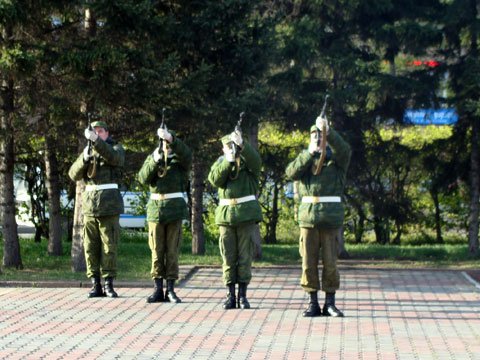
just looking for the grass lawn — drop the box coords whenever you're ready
[0,231,478,282]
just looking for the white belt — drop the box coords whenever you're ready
[85,184,118,191]
[219,195,256,206]
[151,192,184,201]
[302,196,341,203]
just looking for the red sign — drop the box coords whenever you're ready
[406,60,440,67]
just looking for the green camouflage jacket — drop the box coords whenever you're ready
[208,141,263,226]
[286,128,351,228]
[68,138,125,217]
[137,134,192,223]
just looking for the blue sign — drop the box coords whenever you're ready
[403,109,458,125]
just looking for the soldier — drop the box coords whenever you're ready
[286,116,351,317]
[207,130,262,310]
[137,125,192,303]
[68,120,125,298]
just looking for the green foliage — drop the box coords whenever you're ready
[379,125,453,150]
[1,0,479,260]
[346,243,476,263]
[258,122,307,243]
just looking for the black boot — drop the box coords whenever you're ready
[165,279,181,303]
[322,292,344,317]
[302,291,321,317]
[104,276,118,298]
[223,283,236,310]
[237,283,250,309]
[88,276,105,298]
[146,278,164,303]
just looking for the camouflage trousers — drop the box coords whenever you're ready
[148,220,182,280]
[219,223,255,286]
[84,215,120,279]
[299,226,341,293]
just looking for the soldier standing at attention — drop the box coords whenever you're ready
[286,115,351,317]
[68,120,125,298]
[137,125,192,303]
[208,130,262,310]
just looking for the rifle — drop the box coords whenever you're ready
[157,107,168,178]
[312,94,329,176]
[229,112,245,180]
[86,112,97,178]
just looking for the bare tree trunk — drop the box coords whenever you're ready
[467,0,479,257]
[337,226,350,259]
[345,194,365,244]
[430,189,443,244]
[71,8,96,272]
[45,132,63,255]
[264,182,279,244]
[191,155,205,255]
[71,181,86,271]
[468,117,480,256]
[247,124,262,259]
[1,55,22,268]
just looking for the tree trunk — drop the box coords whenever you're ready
[247,124,262,259]
[191,155,205,255]
[430,188,443,244]
[71,180,86,271]
[467,0,479,257]
[392,222,402,245]
[337,226,350,259]
[45,132,63,255]
[264,182,279,244]
[373,214,389,245]
[0,71,22,269]
[346,195,366,244]
[468,117,480,256]
[355,212,365,244]
[71,7,96,272]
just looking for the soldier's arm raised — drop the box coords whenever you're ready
[240,142,261,179]
[285,151,313,181]
[207,157,232,189]
[170,135,192,171]
[68,152,88,182]
[326,129,351,172]
[93,139,125,167]
[137,155,158,185]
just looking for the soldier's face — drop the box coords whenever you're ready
[222,142,233,154]
[310,131,327,150]
[94,126,109,141]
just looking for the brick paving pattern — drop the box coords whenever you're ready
[0,267,479,359]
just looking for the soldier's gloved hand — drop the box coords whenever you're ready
[153,148,162,163]
[84,128,98,142]
[157,127,173,143]
[230,131,243,147]
[83,146,93,162]
[308,138,319,155]
[224,146,235,163]
[315,115,329,133]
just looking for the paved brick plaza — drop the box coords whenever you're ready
[0,267,479,359]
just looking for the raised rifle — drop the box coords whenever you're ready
[86,112,97,178]
[157,107,168,178]
[312,94,329,175]
[229,112,245,180]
